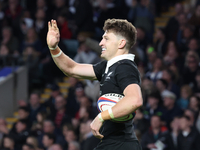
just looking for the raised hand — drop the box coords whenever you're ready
[47,20,60,49]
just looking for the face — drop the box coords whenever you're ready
[22,145,31,150]
[189,96,198,109]
[179,118,189,130]
[26,137,37,148]
[153,58,163,70]
[30,94,40,107]
[16,122,26,133]
[18,109,29,119]
[195,5,200,17]
[99,31,121,60]
[4,137,14,148]
[43,121,54,133]
[42,135,52,148]
[163,97,174,107]
[55,96,66,110]
[65,130,76,142]
[189,39,198,50]
[148,97,158,107]
[151,116,161,128]
[156,80,165,91]
[49,145,63,150]
[162,70,171,82]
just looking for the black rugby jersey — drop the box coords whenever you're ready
[93,54,141,141]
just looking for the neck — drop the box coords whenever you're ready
[152,128,160,134]
[108,49,129,61]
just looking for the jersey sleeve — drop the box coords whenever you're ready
[115,63,141,93]
[93,60,107,81]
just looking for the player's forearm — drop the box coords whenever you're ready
[101,96,142,120]
[50,47,76,76]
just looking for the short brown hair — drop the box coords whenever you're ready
[103,19,137,50]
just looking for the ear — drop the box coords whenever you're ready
[118,39,126,49]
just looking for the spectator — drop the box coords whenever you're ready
[156,79,168,96]
[177,25,195,53]
[134,108,149,135]
[162,69,180,98]
[193,71,200,94]
[0,26,19,54]
[177,115,200,150]
[188,95,200,120]
[163,41,184,72]
[188,38,200,55]
[146,47,157,71]
[22,143,35,150]
[37,120,64,148]
[28,92,46,124]
[2,136,15,150]
[0,118,8,146]
[165,3,183,41]
[62,123,74,137]
[182,51,200,86]
[164,117,180,150]
[145,57,164,83]
[66,80,85,117]
[10,106,31,134]
[31,111,47,136]
[177,85,192,110]
[52,95,72,128]
[57,13,72,40]
[74,41,100,64]
[52,0,68,20]
[184,109,196,127]
[20,28,43,55]
[42,133,56,150]
[144,92,165,121]
[84,79,100,105]
[4,0,23,37]
[44,84,61,117]
[48,144,63,150]
[0,44,13,67]
[196,111,200,133]
[154,27,168,58]
[188,4,200,36]
[9,119,30,150]
[26,136,38,150]
[162,90,183,129]
[34,8,48,46]
[141,115,167,150]
[68,141,80,150]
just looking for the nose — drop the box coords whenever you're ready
[99,39,103,46]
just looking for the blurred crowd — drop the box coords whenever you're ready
[1,0,200,150]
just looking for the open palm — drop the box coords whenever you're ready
[47,20,60,48]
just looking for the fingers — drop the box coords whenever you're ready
[48,20,58,30]
[91,129,104,139]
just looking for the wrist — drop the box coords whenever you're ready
[48,45,58,50]
[98,113,104,122]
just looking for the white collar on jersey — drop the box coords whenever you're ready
[105,54,135,73]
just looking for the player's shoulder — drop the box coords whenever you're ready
[115,59,138,71]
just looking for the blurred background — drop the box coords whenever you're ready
[0,0,200,150]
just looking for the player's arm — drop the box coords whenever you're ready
[90,84,143,139]
[101,84,143,120]
[47,20,96,79]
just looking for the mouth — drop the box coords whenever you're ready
[101,48,106,53]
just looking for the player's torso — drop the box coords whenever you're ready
[98,60,138,141]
